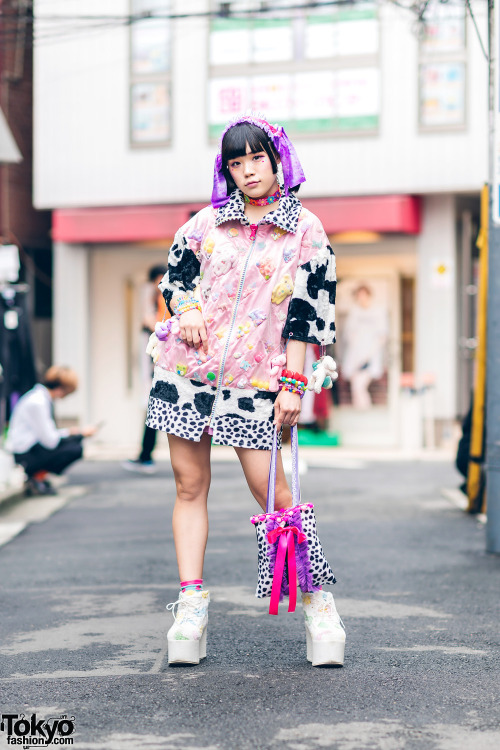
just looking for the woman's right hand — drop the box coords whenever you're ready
[179,309,208,352]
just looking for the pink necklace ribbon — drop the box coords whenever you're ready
[267,525,306,615]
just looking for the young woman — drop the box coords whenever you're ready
[146,114,344,666]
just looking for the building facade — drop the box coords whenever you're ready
[33,0,488,448]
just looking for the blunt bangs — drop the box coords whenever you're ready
[221,123,274,162]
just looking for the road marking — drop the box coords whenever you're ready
[378,645,488,656]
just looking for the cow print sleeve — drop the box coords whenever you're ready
[282,238,337,346]
[159,218,205,315]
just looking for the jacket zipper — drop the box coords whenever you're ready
[207,223,258,428]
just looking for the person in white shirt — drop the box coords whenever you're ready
[6,365,96,496]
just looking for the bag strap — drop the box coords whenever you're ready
[266,426,301,514]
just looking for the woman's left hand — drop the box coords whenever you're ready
[274,389,302,430]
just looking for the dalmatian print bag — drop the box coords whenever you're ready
[250,426,336,615]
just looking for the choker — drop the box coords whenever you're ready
[243,187,281,206]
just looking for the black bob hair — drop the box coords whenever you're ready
[148,264,168,282]
[220,122,300,195]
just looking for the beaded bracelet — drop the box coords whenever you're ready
[173,295,202,316]
[281,369,308,387]
[279,381,306,398]
[278,370,308,398]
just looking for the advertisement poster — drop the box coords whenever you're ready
[209,70,380,138]
[208,77,250,132]
[130,0,170,74]
[335,278,390,409]
[420,1,466,54]
[131,82,170,144]
[419,62,465,128]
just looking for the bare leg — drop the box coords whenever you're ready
[168,432,212,581]
[234,445,293,511]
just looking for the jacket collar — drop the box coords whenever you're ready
[215,189,302,235]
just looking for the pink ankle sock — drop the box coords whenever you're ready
[180,579,203,592]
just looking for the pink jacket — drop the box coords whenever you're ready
[156,190,336,395]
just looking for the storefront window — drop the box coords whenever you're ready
[208,0,380,139]
[335,278,390,409]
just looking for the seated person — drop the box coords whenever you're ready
[6,365,96,496]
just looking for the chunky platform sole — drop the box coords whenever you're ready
[306,628,345,667]
[167,628,207,665]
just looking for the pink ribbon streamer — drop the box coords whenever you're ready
[267,526,306,616]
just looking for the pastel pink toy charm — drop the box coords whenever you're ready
[249,309,267,327]
[269,353,287,390]
[254,352,264,363]
[212,251,235,277]
[256,257,276,281]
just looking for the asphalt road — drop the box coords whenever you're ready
[0,454,499,750]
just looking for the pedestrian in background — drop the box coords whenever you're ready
[122,264,168,474]
[6,365,97,496]
[145,115,344,667]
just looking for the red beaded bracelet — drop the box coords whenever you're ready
[281,369,308,386]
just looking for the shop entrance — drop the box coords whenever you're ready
[89,244,170,446]
[332,240,417,448]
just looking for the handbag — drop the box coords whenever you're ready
[250,425,336,615]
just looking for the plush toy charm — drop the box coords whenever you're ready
[146,319,180,364]
[146,332,160,363]
[308,356,338,394]
[269,353,287,391]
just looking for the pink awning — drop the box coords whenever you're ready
[302,195,421,235]
[52,194,420,243]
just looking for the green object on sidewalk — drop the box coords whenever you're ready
[297,429,341,447]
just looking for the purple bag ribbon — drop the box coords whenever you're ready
[267,525,306,615]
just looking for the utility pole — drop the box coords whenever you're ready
[486,0,500,553]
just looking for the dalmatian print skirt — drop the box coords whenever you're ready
[146,367,282,451]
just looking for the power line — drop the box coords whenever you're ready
[465,0,489,60]
[0,0,489,50]
[0,0,356,50]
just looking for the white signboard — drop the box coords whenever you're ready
[209,70,380,138]
[210,25,251,65]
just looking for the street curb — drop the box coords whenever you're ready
[0,487,25,512]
